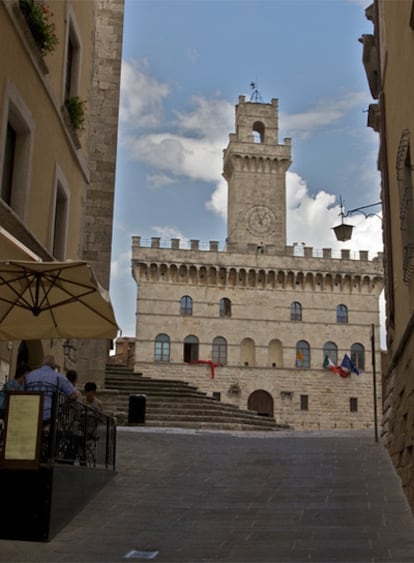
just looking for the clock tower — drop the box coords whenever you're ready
[223,96,292,254]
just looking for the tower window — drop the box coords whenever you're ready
[219,297,231,317]
[180,295,192,315]
[290,302,302,321]
[336,304,348,323]
[252,121,265,143]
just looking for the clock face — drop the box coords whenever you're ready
[245,205,276,235]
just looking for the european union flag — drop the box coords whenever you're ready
[341,354,360,376]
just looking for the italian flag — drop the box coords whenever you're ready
[323,354,341,374]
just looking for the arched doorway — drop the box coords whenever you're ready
[248,390,274,417]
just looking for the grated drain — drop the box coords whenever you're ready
[124,549,159,560]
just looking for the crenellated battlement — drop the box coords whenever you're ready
[132,236,383,264]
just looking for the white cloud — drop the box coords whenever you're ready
[152,225,188,242]
[119,59,170,128]
[280,91,368,137]
[146,173,177,189]
[286,171,383,256]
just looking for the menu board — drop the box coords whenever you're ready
[1,392,42,469]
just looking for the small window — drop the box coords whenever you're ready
[154,334,170,362]
[212,336,227,365]
[336,304,348,323]
[290,302,302,321]
[296,340,310,368]
[180,295,192,315]
[323,341,338,365]
[252,121,265,143]
[184,335,198,362]
[350,397,358,412]
[219,297,231,317]
[0,85,34,218]
[300,395,309,411]
[351,343,365,372]
[52,179,69,259]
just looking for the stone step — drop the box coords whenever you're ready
[127,420,279,431]
[105,366,281,431]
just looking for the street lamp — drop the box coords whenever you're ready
[332,197,382,242]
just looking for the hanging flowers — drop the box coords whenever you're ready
[19,0,58,56]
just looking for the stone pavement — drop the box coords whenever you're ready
[1,428,414,562]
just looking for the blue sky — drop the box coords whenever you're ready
[110,0,383,339]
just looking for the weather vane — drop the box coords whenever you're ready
[250,81,264,103]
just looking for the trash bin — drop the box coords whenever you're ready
[128,394,146,424]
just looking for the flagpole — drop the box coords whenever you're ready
[371,323,379,442]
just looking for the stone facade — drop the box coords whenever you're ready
[361,2,414,509]
[0,0,123,382]
[131,97,384,430]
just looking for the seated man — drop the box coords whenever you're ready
[0,365,31,416]
[25,355,77,421]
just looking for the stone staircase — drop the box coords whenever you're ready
[105,364,284,432]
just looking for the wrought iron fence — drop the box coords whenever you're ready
[0,389,116,470]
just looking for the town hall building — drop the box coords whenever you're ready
[130,95,384,430]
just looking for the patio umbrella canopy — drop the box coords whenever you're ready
[0,260,119,340]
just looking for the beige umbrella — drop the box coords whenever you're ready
[0,260,119,340]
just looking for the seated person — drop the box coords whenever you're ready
[25,355,77,421]
[83,382,103,412]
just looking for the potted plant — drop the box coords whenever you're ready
[64,96,86,132]
[19,0,58,56]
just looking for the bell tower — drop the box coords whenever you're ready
[223,96,292,254]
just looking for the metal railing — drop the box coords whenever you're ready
[0,389,116,470]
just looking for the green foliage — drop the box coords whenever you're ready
[65,96,86,132]
[19,0,58,56]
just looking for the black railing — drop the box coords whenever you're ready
[1,389,116,470]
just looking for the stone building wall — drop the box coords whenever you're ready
[131,238,383,430]
[77,0,124,386]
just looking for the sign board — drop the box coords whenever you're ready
[1,392,43,469]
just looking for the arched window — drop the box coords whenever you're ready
[290,302,302,321]
[180,295,192,315]
[351,343,365,372]
[219,297,231,317]
[184,335,198,362]
[323,341,338,365]
[336,304,348,323]
[296,340,310,368]
[212,336,227,365]
[154,334,170,362]
[253,121,265,143]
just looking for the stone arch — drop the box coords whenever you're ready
[268,338,283,367]
[170,264,178,282]
[208,267,217,285]
[149,263,158,282]
[248,390,274,417]
[238,269,246,286]
[228,268,237,286]
[139,263,148,280]
[219,267,227,285]
[267,270,276,289]
[199,266,207,283]
[240,337,255,366]
[305,272,314,289]
[257,269,266,289]
[179,265,188,283]
[253,120,265,143]
[248,269,256,288]
[189,266,197,284]
[159,264,168,281]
